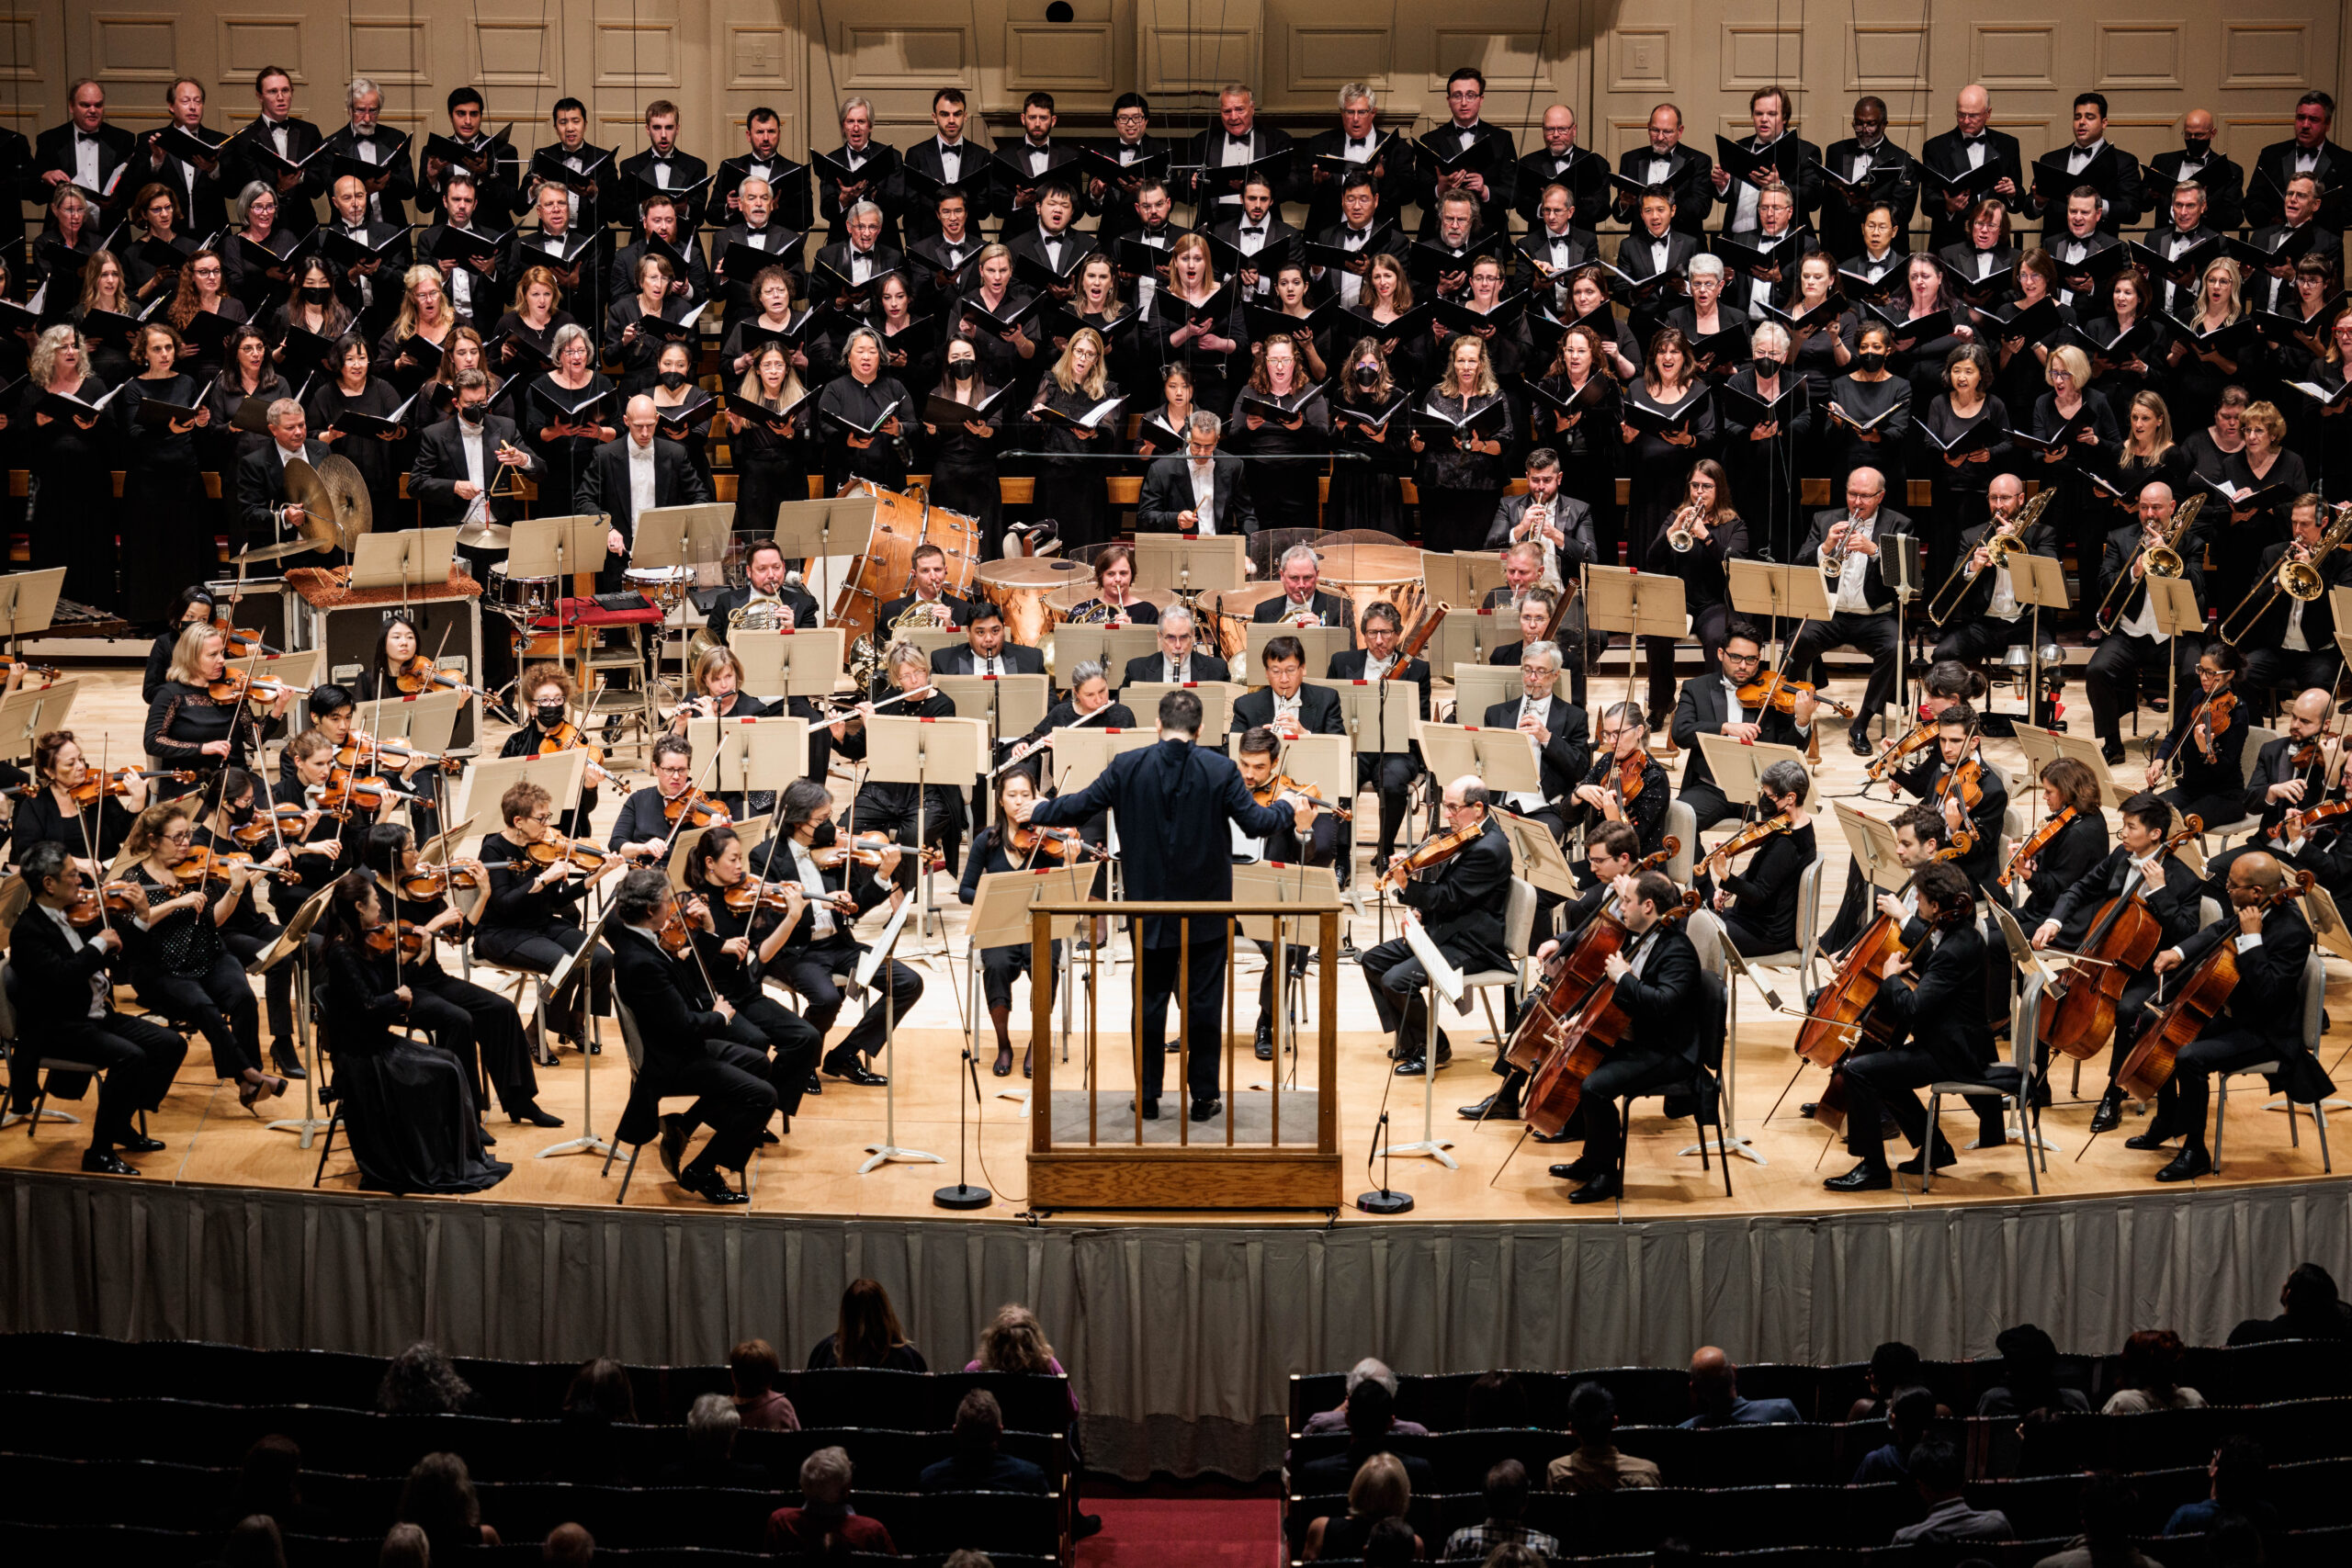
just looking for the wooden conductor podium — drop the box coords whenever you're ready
[1024,896,1344,1210]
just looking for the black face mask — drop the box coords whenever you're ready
[2184,136,2212,161]
[230,801,255,826]
[948,360,976,380]
[1857,351,1888,373]
[1352,364,1381,388]
[1752,354,1781,372]
[536,703,567,729]
[302,286,334,303]
[458,403,486,425]
[657,369,688,390]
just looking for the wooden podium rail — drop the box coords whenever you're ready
[1026,900,1342,1211]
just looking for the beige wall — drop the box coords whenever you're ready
[6,0,2344,217]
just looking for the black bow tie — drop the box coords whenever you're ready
[75,131,98,144]
[1240,226,1263,236]
[1227,135,1251,147]
[1349,139,1369,150]
[1345,228,1368,239]
[350,132,375,143]
[262,118,287,131]
[1961,133,1986,146]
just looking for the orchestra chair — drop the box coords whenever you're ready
[2211,951,2333,1176]
[601,993,753,1206]
[0,963,114,1138]
[2193,724,2278,852]
[1459,875,1540,1048]
[1621,908,1734,1197]
[1665,799,1697,886]
[458,941,560,1068]
[1919,967,2046,1195]
[304,974,444,1191]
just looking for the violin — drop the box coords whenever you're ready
[232,802,326,849]
[210,618,277,658]
[660,787,731,829]
[166,845,298,886]
[1006,821,1107,864]
[207,672,301,706]
[2290,800,2352,836]
[657,897,704,958]
[2038,816,2206,1063]
[718,878,806,914]
[398,864,483,901]
[1250,773,1353,821]
[1613,750,1646,804]
[0,651,62,682]
[524,836,621,873]
[1999,806,2075,888]
[537,719,615,788]
[335,740,464,776]
[1520,891,1702,1137]
[320,766,414,817]
[2117,871,2315,1102]
[1379,819,1485,893]
[68,767,198,807]
[1502,841,1679,1077]
[1864,720,1939,782]
[810,829,945,872]
[64,879,142,929]
[1935,754,1987,814]
[391,654,481,699]
[1701,814,1792,878]
[1736,666,1858,720]
[363,919,432,961]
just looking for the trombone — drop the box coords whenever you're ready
[2218,502,2352,645]
[2092,493,2205,635]
[1925,489,2053,626]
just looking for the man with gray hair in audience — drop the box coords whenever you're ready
[653,1393,766,1489]
[1300,1358,1433,1437]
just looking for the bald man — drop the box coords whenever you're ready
[1682,1347,1804,1428]
[2137,852,2332,1181]
[2147,108,2245,233]
[1917,85,2025,253]
[1930,476,2056,709]
[2086,483,2207,767]
[2199,689,2349,906]
[1361,776,1514,1077]
[322,171,411,324]
[580,393,713,590]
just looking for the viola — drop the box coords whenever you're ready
[320,766,411,817]
[1999,806,2075,888]
[1502,841,1679,1077]
[1701,815,1792,878]
[64,879,142,929]
[0,652,62,682]
[536,719,615,788]
[207,672,301,706]
[166,845,298,886]
[1736,666,1858,720]
[363,919,431,961]
[398,864,483,902]
[719,878,805,914]
[1520,892,1702,1137]
[335,740,464,776]
[2038,817,2205,1063]
[2117,871,2314,1101]
[1613,750,1646,804]
[657,897,703,958]
[67,767,198,807]
[1250,773,1353,821]
[232,802,322,848]
[1379,819,1484,894]
[210,618,277,658]
[660,787,730,829]
[1006,821,1105,864]
[1864,720,1939,782]
[2290,800,2352,835]
[392,654,481,699]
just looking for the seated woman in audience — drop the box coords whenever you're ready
[306,333,408,525]
[1226,333,1328,534]
[605,254,687,396]
[2102,1329,2206,1414]
[1326,337,1411,534]
[146,621,292,777]
[396,1451,503,1554]
[165,248,247,384]
[8,728,152,867]
[921,335,1006,549]
[967,1302,1099,1535]
[476,780,623,1045]
[729,1339,801,1431]
[726,341,809,537]
[809,1278,929,1370]
[494,264,578,381]
[376,1345,479,1417]
[1304,1452,1420,1562]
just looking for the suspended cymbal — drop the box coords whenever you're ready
[228,536,325,566]
[277,459,341,548]
[312,454,375,552]
[456,520,513,550]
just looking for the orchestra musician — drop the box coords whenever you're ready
[2239,496,2351,700]
[930,602,1046,679]
[1486,586,1559,675]
[1481,642,1591,852]
[2199,689,2348,910]
[476,781,622,1047]
[1819,805,1951,964]
[876,543,978,631]
[1329,602,1430,876]
[1250,545,1356,636]
[1639,460,1751,730]
[667,645,788,818]
[1006,660,1134,783]
[1233,635,1344,741]
[145,622,293,777]
[2032,792,2204,1134]
[765,779,924,1089]
[707,536,823,646]
[1536,866,1703,1205]
[1787,466,1912,758]
[1824,861,1999,1191]
[1905,703,2008,895]
[1363,775,1513,1077]
[612,735,735,861]
[1931,476,2053,670]
[831,643,963,886]
[7,729,152,867]
[501,664,607,838]
[1693,760,1815,957]
[1568,703,1671,873]
[1231,727,1339,1061]
[1671,623,1816,831]
[192,769,303,1082]
[673,825,825,1131]
[607,866,775,1206]
[1061,544,1159,626]
[1119,607,1231,689]
[958,771,1071,1079]
[2135,853,2333,1182]
[2086,482,2208,768]
[2006,759,2112,939]
[2144,644,2251,836]
[1487,451,1606,703]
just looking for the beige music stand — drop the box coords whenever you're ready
[451,746,590,828]
[967,862,1098,1106]
[1053,623,1159,685]
[1228,857,1344,1097]
[349,527,459,592]
[1423,550,1506,609]
[662,814,773,890]
[1308,679,1418,757]
[2145,575,2202,719]
[0,568,65,657]
[1425,606,1513,675]
[1451,663,1559,724]
[1584,566,1687,706]
[1417,722,1543,797]
[1122,680,1242,738]
[861,712,989,940]
[2005,551,2072,728]
[901,626,967,663]
[507,513,612,585]
[1046,725,1160,792]
[1241,623,1349,686]
[1225,730,1351,807]
[933,672,1051,743]
[1492,807,1577,896]
[1133,533,1248,597]
[2014,724,2129,808]
[0,677,76,762]
[1693,734,1810,807]
[1832,801,1909,892]
[1726,558,1835,653]
[368,687,469,755]
[684,715,809,794]
[733,627,847,698]
[633,502,733,577]
[771,496,880,628]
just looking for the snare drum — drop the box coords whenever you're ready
[980,558,1091,648]
[624,565,695,601]
[488,562,558,616]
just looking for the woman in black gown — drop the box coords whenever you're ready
[6,728,154,867]
[920,338,1006,548]
[1024,327,1123,552]
[724,342,809,538]
[164,249,249,386]
[1326,337,1410,535]
[526,323,619,513]
[605,254,688,397]
[1410,333,1517,552]
[1824,321,1913,511]
[316,871,511,1195]
[1916,343,2014,589]
[1618,327,1714,563]
[2213,400,2310,617]
[646,339,717,493]
[34,185,102,321]
[25,321,116,608]
[953,245,1040,396]
[306,333,409,526]
[1153,233,1246,419]
[2162,257,2257,442]
[815,328,913,494]
[1989,251,2075,424]
[2029,344,2126,619]
[116,321,218,626]
[1528,324,1624,565]
[958,769,1063,1078]
[1224,333,1328,533]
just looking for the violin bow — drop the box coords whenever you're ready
[80,737,114,940]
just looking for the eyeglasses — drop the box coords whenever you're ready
[162,830,193,844]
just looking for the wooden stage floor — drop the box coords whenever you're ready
[3,662,2344,1227]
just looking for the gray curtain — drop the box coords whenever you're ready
[6,1170,2346,1479]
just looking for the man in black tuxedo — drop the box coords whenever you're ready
[1210,174,1302,302]
[141,78,232,236]
[1137,412,1256,535]
[2248,175,2346,312]
[714,106,811,231]
[811,199,907,310]
[1309,171,1411,310]
[1025,689,1310,1118]
[1931,476,2060,687]
[996,91,1087,217]
[226,65,327,237]
[1090,92,1171,243]
[817,96,904,246]
[713,177,804,333]
[324,76,418,229]
[1516,182,1599,308]
[1711,85,1821,234]
[1614,104,1714,236]
[1250,544,1355,635]
[409,372,537,688]
[905,189,987,318]
[1119,607,1230,689]
[1299,85,1413,237]
[1787,468,1914,757]
[930,603,1046,678]
[616,99,709,232]
[2086,482,2209,767]
[1616,186,1703,291]
[322,175,412,331]
[1186,85,1295,217]
[1515,105,1611,231]
[1672,624,1818,830]
[2025,93,2144,238]
[2149,109,2245,236]
[2245,92,2346,231]
[1481,642,1591,851]
[1818,96,1917,262]
[1825,862,1997,1191]
[608,191,711,308]
[2143,181,2229,317]
[1363,776,1515,1076]
[416,175,508,331]
[706,536,820,645]
[417,86,529,232]
[1917,84,2025,254]
[9,843,189,1176]
[528,96,617,234]
[1416,68,1517,240]
[509,183,610,321]
[877,543,978,632]
[1004,182,1095,299]
[235,400,333,558]
[579,396,715,591]
[1329,601,1430,871]
[1232,635,1344,739]
[35,79,137,220]
[2240,497,2351,697]
[903,87,999,238]
[607,868,777,1205]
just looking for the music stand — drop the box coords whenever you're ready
[1307,679,1418,764]
[967,863,1095,1111]
[1583,567,1687,727]
[1692,735,1811,813]
[508,514,615,683]
[684,715,808,795]
[255,883,337,1147]
[1418,723,1543,799]
[2014,724,2128,808]
[1047,725,1159,792]
[0,677,77,763]
[853,886,935,1173]
[732,627,848,698]
[0,568,64,660]
[861,712,989,947]
[1422,550,1505,609]
[771,495,879,631]
[933,672,1052,745]
[2146,577,2202,735]
[1493,807,1577,897]
[1831,801,1910,891]
[1052,624,1159,687]
[1451,662,1558,723]
[537,892,624,1160]
[1882,532,1927,716]
[349,527,459,593]
[2007,553,2072,728]
[1122,680,1242,739]
[629,502,733,701]
[1385,908,1468,1168]
[1426,607,1511,676]
[1241,623,1348,686]
[1725,558,1835,667]
[368,687,469,756]
[1229,859,1342,1090]
[451,748,590,832]
[1132,534,1247,601]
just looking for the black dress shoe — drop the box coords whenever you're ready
[2088,1086,2124,1134]
[992,1044,1013,1077]
[509,1101,565,1128]
[1549,1156,1605,1183]
[1190,1097,1222,1122]
[681,1168,751,1205]
[2155,1147,2212,1182]
[1825,1162,1894,1191]
[2101,739,2127,765]
[1849,728,1875,757]
[80,1149,137,1176]
[270,1042,308,1079]
[658,1113,690,1179]
[113,1133,164,1154]
[1567,1171,1622,1204]
[1254,1022,1273,1061]
[1894,1142,1960,1175]
[804,1071,823,1096]
[1131,1098,1159,1121]
[824,1055,888,1087]
[1532,1125,1576,1144]
[2125,1120,2180,1151]
[1460,1092,1521,1121]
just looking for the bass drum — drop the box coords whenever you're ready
[1318,542,1430,640]
[829,479,983,647]
[1202,583,1291,661]
[979,557,1091,649]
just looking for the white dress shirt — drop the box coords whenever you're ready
[1644,151,1674,186]
[1188,458,1216,532]
[787,841,838,938]
[1823,515,1881,615]
[1506,695,1550,812]
[73,130,101,190]
[2121,569,2170,642]
[459,421,490,524]
[627,438,659,523]
[1727,135,1785,231]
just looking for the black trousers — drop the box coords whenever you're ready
[219,921,296,1047]
[728,994,822,1119]
[1137,934,1227,1104]
[1678,780,1741,832]
[1358,752,1419,862]
[646,1039,778,1174]
[1361,935,1458,1065]
[981,942,1061,1012]
[1568,1044,1688,1172]
[472,924,615,1025]
[1788,611,1900,741]
[414,965,536,1113]
[845,793,959,891]
[1842,1044,2003,1165]
[2154,1028,2281,1153]
[1642,603,1731,725]
[137,953,263,1080]
[2158,785,2245,839]
[39,1013,187,1149]
[2243,647,2339,712]
[1933,614,2033,666]
[773,932,925,1064]
[2086,630,2202,740]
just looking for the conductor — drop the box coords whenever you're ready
[1017,689,1312,1121]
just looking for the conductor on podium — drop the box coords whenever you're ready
[1018,689,1310,1121]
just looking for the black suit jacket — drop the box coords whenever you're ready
[2047,846,2203,951]
[1306,220,1412,304]
[1877,919,1996,1074]
[1614,145,1714,235]
[900,137,1001,231]
[611,923,732,1081]
[2149,150,2246,233]
[707,582,821,643]
[578,435,714,549]
[1917,129,2026,251]
[1184,126,1297,210]
[2097,522,2207,628]
[931,642,1046,678]
[1816,138,1918,257]
[1944,513,2059,623]
[408,414,539,529]
[33,121,139,218]
[1800,505,1915,612]
[1137,453,1255,535]
[1712,133,1824,230]
[1208,216,1302,297]
[1250,590,1354,631]
[2171,902,2315,1057]
[1398,815,1514,972]
[616,148,711,231]
[227,117,330,233]
[324,126,420,227]
[1616,227,1702,284]
[139,126,234,236]
[2245,141,2349,230]
[877,592,976,630]
[1298,129,1416,233]
[1671,676,1810,795]
[1120,651,1231,690]
[1232,683,1344,738]
[1616,923,1706,1065]
[1514,146,1611,226]
[1483,695,1591,802]
[236,438,332,539]
[8,902,128,1052]
[2028,142,2144,234]
[1327,649,1430,722]
[811,240,909,299]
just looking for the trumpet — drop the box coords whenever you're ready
[1925,489,2053,626]
[1665,502,1701,553]
[2219,502,2352,645]
[2094,493,2205,634]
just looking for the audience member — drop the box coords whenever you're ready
[1679,1346,1802,1427]
[555,1358,637,1485]
[2227,1261,2352,1344]
[920,1389,1049,1493]
[1441,1459,1561,1560]
[651,1393,766,1489]
[543,1522,595,1565]
[220,1434,332,1535]
[1851,1385,1938,1483]
[1892,1438,2015,1545]
[808,1278,929,1371]
[729,1338,802,1431]
[218,1515,287,1568]
[1548,1381,1661,1493]
[2101,1329,2205,1414]
[398,1452,501,1554]
[1302,1357,1431,1437]
[1295,1379,1436,1495]
[1363,1516,1418,1566]
[967,1303,1098,1536]
[377,1342,478,1415]
[1460,1371,1532,1428]
[1847,1341,1950,1421]
[2030,1472,2160,1568]
[1302,1452,1419,1562]
[378,1522,430,1568]
[765,1447,899,1555]
[2165,1436,2280,1544]
[943,1554,995,1568]
[1974,1324,2091,1417]
[1481,1548,1545,1568]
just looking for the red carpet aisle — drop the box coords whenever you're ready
[1080,1481,1284,1565]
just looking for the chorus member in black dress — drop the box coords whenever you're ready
[645,341,714,491]
[1025,328,1122,551]
[1131,364,1196,463]
[1640,459,1749,726]
[123,184,196,305]
[317,872,511,1194]
[1261,262,1330,385]
[24,322,115,606]
[605,254,686,396]
[2164,258,2255,442]
[921,339,1006,547]
[674,826,823,1121]
[2080,267,2164,414]
[306,334,408,525]
[1662,254,1748,379]
[1444,254,1534,380]
[424,327,496,426]
[875,271,938,403]
[475,780,622,1044]
[2184,386,2249,488]
[2215,401,2309,616]
[200,328,287,509]
[1782,252,1856,406]
[2031,344,2126,612]
[115,322,217,625]
[958,771,1066,1079]
[2086,482,2206,766]
[953,244,1039,396]
[34,186,103,314]
[116,798,285,1107]
[377,265,462,397]
[1718,322,1811,562]
[1825,321,1914,512]
[2109,392,2198,543]
[1990,252,2073,418]
[220,183,296,315]
[1225,334,1326,533]
[493,264,578,382]
[818,328,914,494]
[526,323,618,513]
[265,257,357,385]
[164,249,248,385]
[1529,324,1624,562]
[1322,339,1409,535]
[1694,761,1817,955]
[70,251,141,387]
[1790,468,1911,756]
[724,343,809,539]
[6,729,153,867]
[1405,333,1512,551]
[1154,233,1246,416]
[1619,328,1714,562]
[766,778,925,1087]
[1342,252,1436,392]
[1918,344,2012,586]
[829,643,962,885]
[718,266,812,382]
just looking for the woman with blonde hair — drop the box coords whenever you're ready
[1410,330,1514,550]
[73,250,139,384]
[1154,231,1242,412]
[2113,390,2194,525]
[967,1303,1101,1537]
[2215,400,2309,613]
[1228,332,1329,529]
[35,183,100,310]
[1303,1451,1418,1561]
[2032,341,2123,610]
[25,321,115,604]
[379,265,459,391]
[955,243,1037,389]
[2165,256,2248,434]
[1026,326,1123,549]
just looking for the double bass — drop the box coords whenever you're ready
[1520,890,1702,1137]
[2115,870,2313,1101]
[2037,817,2204,1062]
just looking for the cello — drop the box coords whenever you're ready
[2036,816,2204,1062]
[1799,896,1971,1134]
[2115,870,2314,1102]
[1521,890,1702,1137]
[1501,840,1679,1076]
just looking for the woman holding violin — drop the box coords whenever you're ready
[2146,644,2249,836]
[271,731,362,900]
[831,642,963,891]
[361,823,556,1129]
[1693,760,1815,957]
[957,768,1074,1080]
[1567,704,1670,876]
[477,781,622,1047]
[192,767,307,1081]
[316,870,512,1195]
[115,798,286,1110]
[144,622,294,777]
[767,778,925,1088]
[145,587,224,703]
[498,663,609,838]
[611,735,735,863]
[7,729,160,867]
[676,824,824,1114]
[2004,758,2111,936]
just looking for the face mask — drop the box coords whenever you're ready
[1352,364,1380,388]
[230,801,255,826]
[657,370,688,390]
[1752,354,1781,372]
[536,703,567,728]
[2184,136,2211,160]
[948,360,976,380]
[1857,351,1887,373]
[302,286,333,304]
[458,403,485,425]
